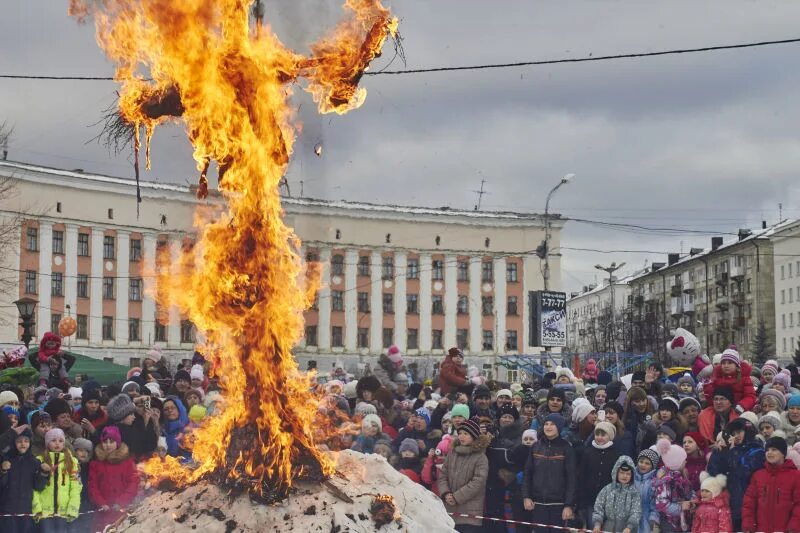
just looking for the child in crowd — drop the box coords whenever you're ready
[757,411,785,442]
[71,438,94,532]
[592,455,641,533]
[33,428,82,532]
[352,414,388,454]
[2,405,19,428]
[579,421,621,527]
[634,449,660,533]
[702,347,756,413]
[88,426,139,531]
[691,473,732,533]
[682,432,708,492]
[397,438,422,483]
[652,438,694,533]
[0,428,49,533]
[421,435,452,495]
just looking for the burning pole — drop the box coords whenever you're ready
[69,0,397,501]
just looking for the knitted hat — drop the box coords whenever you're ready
[362,413,382,431]
[595,420,617,441]
[457,419,481,441]
[738,410,759,428]
[72,438,94,455]
[190,364,204,381]
[656,438,687,471]
[399,438,419,455]
[343,381,358,399]
[393,373,409,385]
[354,402,377,416]
[546,387,566,402]
[638,448,660,469]
[450,403,470,420]
[386,345,403,366]
[760,389,787,410]
[496,389,512,399]
[656,424,677,442]
[414,408,431,427]
[0,390,19,406]
[720,347,740,367]
[188,404,207,423]
[100,425,122,445]
[683,431,707,452]
[680,397,702,412]
[765,436,788,457]
[712,353,723,365]
[44,428,65,448]
[497,404,520,421]
[677,373,695,387]
[773,370,792,391]
[544,413,566,434]
[603,401,624,417]
[44,398,71,420]
[522,429,538,443]
[571,398,596,424]
[789,394,800,409]
[762,360,780,377]
[106,394,135,422]
[121,381,140,394]
[67,386,82,400]
[658,397,680,413]
[759,411,783,431]
[713,386,735,404]
[699,472,727,498]
[473,384,491,399]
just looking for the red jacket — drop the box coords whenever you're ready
[439,355,467,394]
[88,443,139,508]
[698,407,738,447]
[703,361,756,412]
[692,491,733,533]
[742,459,800,533]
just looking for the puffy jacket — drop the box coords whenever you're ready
[635,467,658,533]
[521,435,577,506]
[438,354,467,394]
[32,451,82,519]
[87,443,138,507]
[578,441,622,509]
[691,491,732,533]
[706,439,764,523]
[742,459,800,533]
[652,468,694,531]
[703,361,757,412]
[582,359,599,381]
[438,434,491,527]
[592,455,641,533]
[0,442,49,515]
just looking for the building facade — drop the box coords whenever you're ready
[772,220,800,360]
[0,161,562,372]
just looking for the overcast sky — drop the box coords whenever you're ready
[3,1,800,292]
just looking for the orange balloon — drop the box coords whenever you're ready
[58,315,77,337]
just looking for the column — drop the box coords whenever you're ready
[89,228,104,343]
[37,221,53,336]
[469,257,482,352]
[444,253,457,349]
[296,244,306,349]
[419,253,432,351]
[522,253,540,350]
[167,237,181,346]
[369,250,382,353]
[64,224,78,316]
[142,234,157,345]
[494,256,507,353]
[317,247,332,351]
[344,248,358,351]
[394,251,407,353]
[115,231,130,345]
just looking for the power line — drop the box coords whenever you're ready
[3,37,800,82]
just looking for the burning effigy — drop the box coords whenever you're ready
[68,1,455,530]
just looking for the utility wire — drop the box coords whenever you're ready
[3,37,800,81]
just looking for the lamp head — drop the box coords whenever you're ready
[562,173,575,184]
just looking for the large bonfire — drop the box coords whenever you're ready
[69,0,397,502]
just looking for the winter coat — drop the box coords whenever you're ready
[439,354,467,394]
[697,407,738,447]
[780,411,800,446]
[438,434,491,527]
[691,491,732,533]
[685,453,708,493]
[486,422,524,488]
[579,441,622,509]
[635,467,658,533]
[652,467,694,531]
[521,435,577,506]
[32,451,82,519]
[592,455,641,533]
[0,444,48,515]
[742,459,800,533]
[87,443,138,507]
[703,362,757,412]
[624,410,657,457]
[706,439,764,523]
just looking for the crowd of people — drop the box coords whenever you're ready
[2,329,800,533]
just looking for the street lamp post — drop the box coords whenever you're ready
[595,262,625,377]
[14,297,38,348]
[542,173,574,291]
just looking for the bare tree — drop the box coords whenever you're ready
[0,122,24,325]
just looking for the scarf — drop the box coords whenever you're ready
[592,439,614,449]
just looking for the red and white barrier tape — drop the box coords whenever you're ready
[0,509,111,518]
[448,512,593,531]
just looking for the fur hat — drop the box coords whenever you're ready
[356,376,382,398]
[457,419,481,441]
[638,448,660,469]
[720,347,741,367]
[522,429,538,443]
[106,394,135,422]
[0,390,19,407]
[450,404,470,420]
[656,438,687,471]
[544,413,566,434]
[362,413,382,431]
[45,387,64,403]
[73,438,94,455]
[190,364,205,381]
[44,398,71,420]
[759,411,783,431]
[762,360,780,377]
[100,425,122,446]
[555,366,575,382]
[44,428,65,448]
[399,438,419,455]
[699,472,727,498]
[765,436,788,457]
[571,398,596,424]
[144,382,162,397]
[595,421,617,441]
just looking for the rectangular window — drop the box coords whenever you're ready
[304,325,318,346]
[457,295,469,315]
[77,274,88,298]
[129,318,141,341]
[507,295,518,315]
[52,230,64,255]
[482,296,494,316]
[506,262,518,282]
[357,256,370,277]
[180,320,195,343]
[407,328,419,350]
[783,314,787,328]
[77,233,89,256]
[103,236,115,260]
[154,318,167,342]
[103,277,115,299]
[782,265,786,280]
[457,328,469,350]
[382,328,394,349]
[791,263,794,278]
[382,293,393,314]
[357,292,370,313]
[406,259,419,279]
[51,272,63,296]
[331,326,343,347]
[26,227,38,252]
[432,260,444,280]
[331,254,344,276]
[457,261,469,281]
[782,290,786,304]
[130,239,142,261]
[784,338,788,352]
[432,295,444,315]
[506,330,518,351]
[432,329,443,350]
[481,260,493,282]
[482,330,494,351]
[51,314,61,335]
[406,294,418,314]
[357,328,369,348]
[102,316,114,340]
[331,290,344,312]
[24,270,37,294]
[76,315,88,339]
[128,278,142,301]
[791,290,795,304]
[382,256,394,280]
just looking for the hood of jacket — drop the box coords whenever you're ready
[94,442,131,464]
[611,455,636,487]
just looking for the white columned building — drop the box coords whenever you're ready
[89,228,104,343]
[469,257,482,352]
[493,257,507,353]
[37,221,53,334]
[64,224,79,318]
[419,253,432,351]
[443,253,457,349]
[317,247,332,351]
[344,248,358,352]
[142,233,157,346]
[115,231,130,344]
[394,251,407,352]
[369,250,382,352]
[167,237,182,347]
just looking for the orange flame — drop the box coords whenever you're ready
[70,0,396,497]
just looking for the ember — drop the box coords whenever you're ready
[69,0,396,501]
